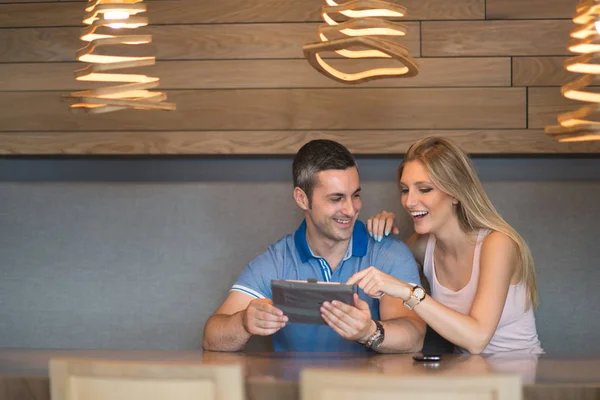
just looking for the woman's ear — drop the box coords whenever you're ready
[294,187,310,210]
[452,197,459,205]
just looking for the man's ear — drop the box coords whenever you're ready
[294,187,310,210]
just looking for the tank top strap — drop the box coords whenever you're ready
[472,229,492,279]
[423,234,436,278]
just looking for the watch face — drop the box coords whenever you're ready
[371,333,384,349]
[414,287,426,300]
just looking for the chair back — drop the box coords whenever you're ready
[50,358,244,400]
[301,368,521,400]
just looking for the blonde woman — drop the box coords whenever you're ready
[348,137,543,354]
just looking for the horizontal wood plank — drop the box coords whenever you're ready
[512,57,581,86]
[0,0,53,2]
[486,0,578,19]
[528,87,580,129]
[422,20,572,56]
[0,58,510,91]
[0,130,596,155]
[0,23,421,62]
[0,0,484,28]
[0,88,525,131]
[0,0,160,3]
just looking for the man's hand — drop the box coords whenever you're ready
[320,293,376,343]
[242,298,288,336]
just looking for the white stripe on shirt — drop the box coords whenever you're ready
[231,284,266,299]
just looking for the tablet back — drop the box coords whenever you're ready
[271,279,355,324]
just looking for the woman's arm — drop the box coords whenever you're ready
[348,231,518,354]
[411,231,518,353]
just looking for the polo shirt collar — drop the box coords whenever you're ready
[294,219,369,263]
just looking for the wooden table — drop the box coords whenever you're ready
[0,350,598,400]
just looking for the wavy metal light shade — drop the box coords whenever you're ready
[303,0,419,84]
[64,0,175,114]
[545,0,600,142]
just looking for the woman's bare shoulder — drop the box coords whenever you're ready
[480,230,520,281]
[482,230,518,256]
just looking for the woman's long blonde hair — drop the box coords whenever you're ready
[398,137,538,309]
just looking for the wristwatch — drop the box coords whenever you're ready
[403,284,426,310]
[364,320,385,351]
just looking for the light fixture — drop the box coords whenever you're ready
[64,0,175,114]
[303,0,419,84]
[546,0,600,141]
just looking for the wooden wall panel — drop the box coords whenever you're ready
[0,0,484,28]
[0,27,82,62]
[0,58,510,91]
[0,0,594,154]
[0,0,52,2]
[486,0,578,19]
[0,23,421,62]
[0,88,525,131]
[422,20,572,56]
[513,57,576,86]
[528,87,580,129]
[1,130,598,155]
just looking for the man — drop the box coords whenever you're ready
[202,140,425,352]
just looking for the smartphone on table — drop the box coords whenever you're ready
[412,354,442,362]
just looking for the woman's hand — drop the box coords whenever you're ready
[367,211,399,242]
[347,266,412,300]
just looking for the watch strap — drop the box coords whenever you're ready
[403,296,420,310]
[365,320,384,349]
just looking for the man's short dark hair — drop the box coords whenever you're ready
[293,139,357,205]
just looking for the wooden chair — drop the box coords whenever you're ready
[50,358,244,400]
[301,368,521,400]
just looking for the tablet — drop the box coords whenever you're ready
[271,279,355,324]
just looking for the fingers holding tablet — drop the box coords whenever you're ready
[243,298,288,336]
[320,293,374,342]
[271,279,355,325]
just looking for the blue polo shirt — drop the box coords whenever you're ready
[232,220,421,352]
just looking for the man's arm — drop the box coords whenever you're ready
[374,238,426,352]
[202,291,287,352]
[340,267,426,352]
[320,292,425,353]
[374,294,425,353]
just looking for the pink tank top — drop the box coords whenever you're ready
[423,229,544,354]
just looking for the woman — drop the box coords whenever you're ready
[348,137,543,354]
